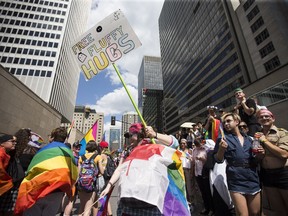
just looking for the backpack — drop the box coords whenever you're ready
[103,155,116,180]
[77,153,98,192]
[7,157,25,187]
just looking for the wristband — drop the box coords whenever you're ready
[155,132,158,139]
[108,182,113,187]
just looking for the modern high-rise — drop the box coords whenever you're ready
[138,56,163,132]
[0,0,92,122]
[109,128,120,151]
[62,105,104,144]
[159,0,288,133]
[121,112,138,147]
[159,0,247,133]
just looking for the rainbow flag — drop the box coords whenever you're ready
[14,142,78,215]
[211,118,221,142]
[79,120,98,155]
[97,186,114,216]
[119,144,190,215]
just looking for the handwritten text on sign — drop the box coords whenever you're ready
[71,10,142,80]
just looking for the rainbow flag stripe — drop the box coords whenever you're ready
[79,120,98,155]
[212,119,221,142]
[14,142,78,215]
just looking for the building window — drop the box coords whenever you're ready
[22,69,28,75]
[264,56,280,72]
[47,71,52,77]
[247,5,259,22]
[255,29,269,45]
[13,58,19,64]
[251,17,264,33]
[26,59,31,65]
[259,42,275,58]
[16,69,22,75]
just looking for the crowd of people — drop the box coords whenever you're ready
[1,87,288,216]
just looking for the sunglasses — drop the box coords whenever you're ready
[239,125,247,129]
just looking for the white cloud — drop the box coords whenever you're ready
[88,85,138,115]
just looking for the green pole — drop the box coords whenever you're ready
[112,63,155,144]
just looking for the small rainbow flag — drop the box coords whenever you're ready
[119,144,190,215]
[211,118,221,142]
[14,142,78,215]
[79,120,98,155]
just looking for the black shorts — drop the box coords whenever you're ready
[261,167,288,189]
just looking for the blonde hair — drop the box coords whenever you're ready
[221,112,241,124]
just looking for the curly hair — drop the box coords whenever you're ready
[14,128,31,157]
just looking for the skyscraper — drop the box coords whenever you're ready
[159,0,247,133]
[0,0,92,122]
[159,0,288,133]
[121,112,138,147]
[138,56,163,132]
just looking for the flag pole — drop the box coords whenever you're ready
[112,63,156,144]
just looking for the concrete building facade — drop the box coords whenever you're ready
[0,65,62,141]
[121,112,138,147]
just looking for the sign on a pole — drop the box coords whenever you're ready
[71,10,142,81]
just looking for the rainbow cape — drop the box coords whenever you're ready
[119,144,190,215]
[14,142,78,215]
[79,120,98,155]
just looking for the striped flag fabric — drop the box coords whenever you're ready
[79,120,98,155]
[14,142,78,215]
[211,118,221,142]
[97,186,114,216]
[119,144,190,215]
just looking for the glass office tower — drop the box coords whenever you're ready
[159,0,247,133]
[0,0,92,122]
[138,56,163,132]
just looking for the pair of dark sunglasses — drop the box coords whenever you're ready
[239,125,248,129]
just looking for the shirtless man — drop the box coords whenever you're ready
[257,109,288,215]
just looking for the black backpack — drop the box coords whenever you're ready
[7,157,25,187]
[103,155,116,180]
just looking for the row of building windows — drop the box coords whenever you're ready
[0,18,63,31]
[0,27,61,39]
[259,42,275,58]
[0,36,59,48]
[247,5,259,22]
[9,67,52,77]
[0,46,56,57]
[243,0,255,11]
[1,10,65,23]
[253,80,288,107]
[2,0,68,7]
[1,4,67,15]
[250,17,264,33]
[255,29,269,45]
[264,56,281,73]
[0,56,54,67]
[1,8,66,20]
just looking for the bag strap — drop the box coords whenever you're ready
[88,153,98,164]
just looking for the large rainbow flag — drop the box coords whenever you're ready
[14,142,78,215]
[79,120,98,155]
[119,144,190,215]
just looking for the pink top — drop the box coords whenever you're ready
[191,146,207,176]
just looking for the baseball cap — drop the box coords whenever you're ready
[99,141,109,148]
[234,88,243,94]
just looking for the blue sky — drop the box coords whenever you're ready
[75,0,165,131]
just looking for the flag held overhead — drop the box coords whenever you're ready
[71,9,142,81]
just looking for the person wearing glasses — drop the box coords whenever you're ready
[0,133,17,215]
[214,112,264,216]
[233,88,261,136]
[238,121,249,135]
[256,109,288,215]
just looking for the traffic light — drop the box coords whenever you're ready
[111,116,116,125]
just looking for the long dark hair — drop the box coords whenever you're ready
[14,128,31,157]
